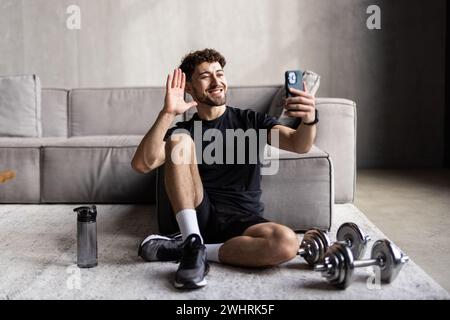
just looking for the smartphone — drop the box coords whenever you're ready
[285,70,304,98]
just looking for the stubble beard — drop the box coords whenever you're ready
[192,87,227,107]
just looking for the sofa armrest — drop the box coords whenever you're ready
[261,145,333,231]
[314,98,356,203]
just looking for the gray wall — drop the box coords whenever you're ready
[0,0,446,168]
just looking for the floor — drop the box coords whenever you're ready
[1,168,449,299]
[354,168,450,293]
[0,203,447,299]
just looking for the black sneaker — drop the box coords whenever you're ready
[138,233,183,262]
[174,234,209,289]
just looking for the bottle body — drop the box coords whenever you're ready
[74,205,98,268]
[77,220,98,268]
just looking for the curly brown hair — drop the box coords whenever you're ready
[179,48,226,81]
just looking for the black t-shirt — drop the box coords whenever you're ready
[163,106,280,215]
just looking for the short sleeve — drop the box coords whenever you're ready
[163,126,178,142]
[255,111,281,131]
[163,120,193,142]
[253,111,281,146]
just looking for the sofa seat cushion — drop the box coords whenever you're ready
[0,137,67,147]
[0,135,148,204]
[0,137,45,203]
[38,135,154,203]
[0,135,143,148]
[41,135,143,147]
[0,145,40,203]
[265,144,329,160]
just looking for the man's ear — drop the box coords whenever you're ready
[185,81,193,95]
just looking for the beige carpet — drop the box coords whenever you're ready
[0,203,448,300]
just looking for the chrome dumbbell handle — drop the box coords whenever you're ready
[353,259,378,268]
[313,263,328,272]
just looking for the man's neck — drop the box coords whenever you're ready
[196,104,227,121]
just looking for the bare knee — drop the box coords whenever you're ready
[262,224,299,266]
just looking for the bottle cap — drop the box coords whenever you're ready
[74,205,97,223]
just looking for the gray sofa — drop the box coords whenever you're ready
[0,86,356,232]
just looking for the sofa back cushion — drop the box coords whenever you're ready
[41,89,69,137]
[0,74,42,137]
[69,87,183,136]
[184,86,279,120]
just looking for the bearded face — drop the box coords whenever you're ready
[187,61,228,107]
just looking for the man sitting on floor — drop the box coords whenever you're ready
[131,48,317,289]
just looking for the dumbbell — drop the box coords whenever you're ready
[314,239,409,289]
[335,222,371,260]
[298,222,370,266]
[297,228,331,266]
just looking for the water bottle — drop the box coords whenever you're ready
[73,205,98,268]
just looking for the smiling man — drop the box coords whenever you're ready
[131,48,317,290]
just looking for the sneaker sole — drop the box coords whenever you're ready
[174,278,207,289]
[173,263,209,290]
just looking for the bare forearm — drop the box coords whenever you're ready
[292,124,316,153]
[132,110,175,170]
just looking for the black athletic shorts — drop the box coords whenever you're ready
[196,189,270,243]
[167,189,269,244]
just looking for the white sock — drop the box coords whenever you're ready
[175,208,203,243]
[205,243,223,263]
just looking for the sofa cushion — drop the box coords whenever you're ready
[267,70,321,128]
[265,144,328,160]
[0,137,60,147]
[261,155,333,231]
[0,74,42,137]
[40,135,156,203]
[0,143,41,203]
[69,87,182,136]
[41,89,68,137]
[38,135,142,147]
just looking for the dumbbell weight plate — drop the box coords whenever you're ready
[312,229,331,264]
[371,239,408,283]
[336,222,369,260]
[321,242,355,289]
[300,229,330,265]
[300,231,320,265]
[334,242,355,289]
